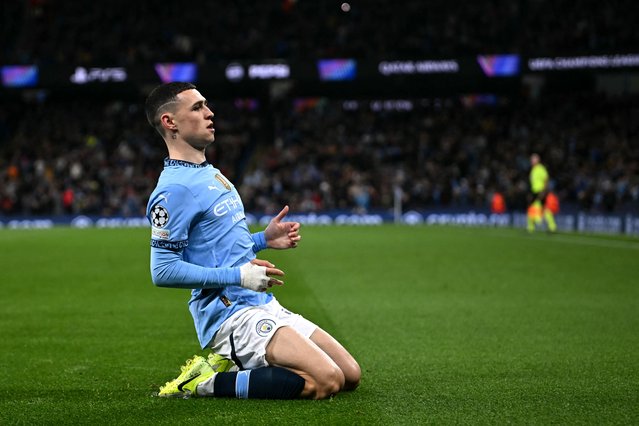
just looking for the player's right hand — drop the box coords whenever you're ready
[239,259,284,292]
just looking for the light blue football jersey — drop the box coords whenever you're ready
[146,158,272,348]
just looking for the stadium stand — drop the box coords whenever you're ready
[2,0,639,65]
[0,0,637,217]
[1,93,637,216]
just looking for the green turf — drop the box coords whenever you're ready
[0,226,638,425]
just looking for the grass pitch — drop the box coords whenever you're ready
[0,225,638,425]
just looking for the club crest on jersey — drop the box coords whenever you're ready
[151,205,169,228]
[256,319,276,337]
[215,174,231,190]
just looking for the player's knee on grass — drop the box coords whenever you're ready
[342,360,361,391]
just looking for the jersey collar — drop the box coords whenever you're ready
[164,158,210,168]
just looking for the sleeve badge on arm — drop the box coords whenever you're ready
[151,205,169,228]
[151,205,171,240]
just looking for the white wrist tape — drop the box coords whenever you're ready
[239,263,269,292]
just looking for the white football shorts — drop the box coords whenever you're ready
[210,298,317,370]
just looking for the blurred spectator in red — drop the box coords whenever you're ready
[545,192,560,214]
[491,191,506,214]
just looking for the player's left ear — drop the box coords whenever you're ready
[160,112,177,132]
[160,113,179,139]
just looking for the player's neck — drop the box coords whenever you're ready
[166,139,207,165]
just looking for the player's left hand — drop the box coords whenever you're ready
[264,205,301,249]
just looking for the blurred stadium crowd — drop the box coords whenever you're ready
[2,0,639,64]
[1,93,637,216]
[244,94,639,215]
[0,0,638,217]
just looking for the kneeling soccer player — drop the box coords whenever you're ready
[145,82,360,400]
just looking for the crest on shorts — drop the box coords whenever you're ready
[151,205,169,228]
[256,319,276,337]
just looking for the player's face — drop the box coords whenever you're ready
[530,155,539,166]
[173,89,215,149]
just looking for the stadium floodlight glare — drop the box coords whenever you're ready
[1,65,38,87]
[155,63,198,83]
[476,54,520,77]
[317,59,357,81]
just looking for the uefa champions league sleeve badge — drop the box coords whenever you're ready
[151,204,171,240]
[151,205,169,228]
